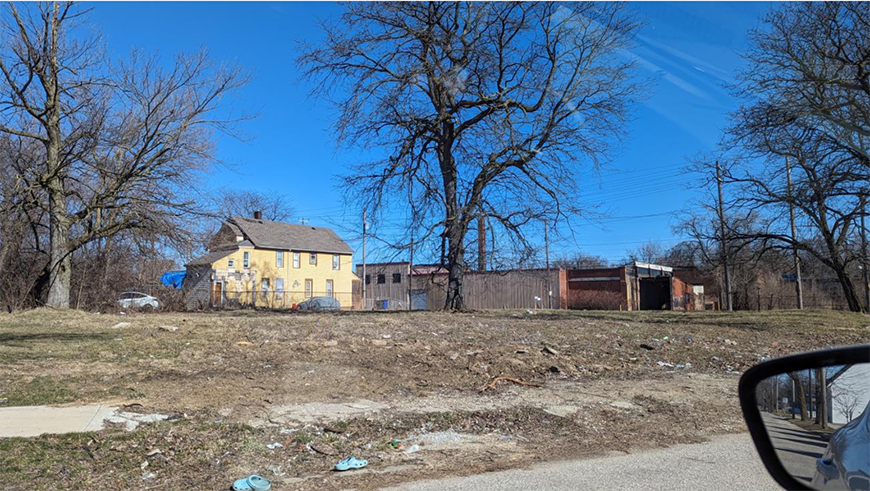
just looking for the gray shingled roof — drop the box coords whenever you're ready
[228,217,353,254]
[187,249,235,266]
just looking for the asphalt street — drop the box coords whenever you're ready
[378,433,783,491]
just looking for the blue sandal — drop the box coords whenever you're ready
[232,474,271,491]
[334,456,368,471]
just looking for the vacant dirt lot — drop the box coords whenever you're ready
[1,308,867,490]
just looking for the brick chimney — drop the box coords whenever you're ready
[253,210,262,220]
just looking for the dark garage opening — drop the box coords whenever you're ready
[640,277,671,310]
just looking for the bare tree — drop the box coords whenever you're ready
[831,378,862,422]
[725,104,867,312]
[552,252,609,270]
[739,2,870,163]
[299,2,642,310]
[0,3,249,307]
[212,189,294,222]
[625,240,666,264]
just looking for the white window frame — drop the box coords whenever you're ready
[309,252,317,265]
[228,258,234,269]
[304,279,313,298]
[293,252,300,269]
[261,278,270,293]
[332,254,340,270]
[275,278,284,302]
[326,279,334,297]
[276,251,283,268]
[243,251,250,268]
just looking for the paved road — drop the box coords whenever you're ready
[379,433,782,491]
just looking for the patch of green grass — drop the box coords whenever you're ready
[4,376,76,406]
[295,431,313,444]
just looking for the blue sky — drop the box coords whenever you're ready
[89,2,772,265]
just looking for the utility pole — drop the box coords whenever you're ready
[361,210,367,310]
[544,220,552,309]
[785,157,804,310]
[299,218,309,225]
[477,209,486,271]
[408,233,414,311]
[861,193,870,313]
[716,160,733,311]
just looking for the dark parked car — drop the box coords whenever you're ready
[297,296,340,312]
[812,400,870,491]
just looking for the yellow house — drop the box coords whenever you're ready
[183,214,359,310]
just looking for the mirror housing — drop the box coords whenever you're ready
[739,345,870,491]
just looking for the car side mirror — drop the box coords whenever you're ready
[739,345,869,491]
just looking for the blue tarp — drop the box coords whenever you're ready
[160,271,186,289]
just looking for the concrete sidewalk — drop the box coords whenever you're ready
[0,404,169,438]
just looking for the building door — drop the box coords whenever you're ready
[211,281,223,307]
[640,277,671,310]
[411,289,427,310]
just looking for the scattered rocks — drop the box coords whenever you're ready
[158,325,178,332]
[639,343,655,351]
[542,346,559,356]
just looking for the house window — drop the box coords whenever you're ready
[309,252,317,265]
[293,252,300,268]
[365,275,370,285]
[332,254,340,270]
[326,279,334,297]
[228,259,234,268]
[243,251,249,268]
[261,278,269,293]
[275,278,284,302]
[276,251,283,268]
[305,279,313,298]
[392,273,401,284]
[377,274,385,284]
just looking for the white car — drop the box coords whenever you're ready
[117,292,159,310]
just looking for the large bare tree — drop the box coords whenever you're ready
[299,2,641,309]
[725,104,868,312]
[739,2,870,163]
[0,3,249,307]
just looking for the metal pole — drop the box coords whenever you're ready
[408,233,413,311]
[544,220,552,309]
[786,157,804,309]
[716,160,733,311]
[478,209,486,272]
[362,210,367,310]
[861,194,869,313]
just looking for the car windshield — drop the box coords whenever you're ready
[2,2,868,491]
